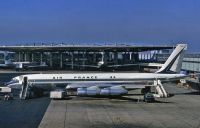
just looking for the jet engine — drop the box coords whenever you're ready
[77,86,101,96]
[77,86,128,96]
[100,86,128,96]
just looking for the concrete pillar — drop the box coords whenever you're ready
[82,51,85,70]
[40,52,43,64]
[101,52,104,61]
[93,52,96,63]
[50,52,53,67]
[77,51,79,62]
[100,51,106,62]
[18,52,21,62]
[71,52,74,70]
[60,52,63,69]
[114,52,118,64]
[129,52,132,61]
[24,52,27,62]
[31,53,34,62]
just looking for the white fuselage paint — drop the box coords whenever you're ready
[8,72,186,90]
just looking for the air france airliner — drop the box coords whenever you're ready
[7,44,187,97]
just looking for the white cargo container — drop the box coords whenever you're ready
[0,87,11,93]
[50,91,65,99]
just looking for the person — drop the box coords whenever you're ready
[4,94,9,100]
[4,93,13,100]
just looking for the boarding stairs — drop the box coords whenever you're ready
[19,77,30,100]
[153,80,168,98]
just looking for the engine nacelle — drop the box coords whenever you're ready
[100,86,128,96]
[77,86,128,96]
[77,86,100,96]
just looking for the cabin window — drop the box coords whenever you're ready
[110,76,116,79]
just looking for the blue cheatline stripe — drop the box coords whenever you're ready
[28,78,166,83]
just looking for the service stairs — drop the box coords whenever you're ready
[153,80,168,98]
[19,77,30,100]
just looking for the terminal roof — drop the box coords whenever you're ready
[0,45,174,52]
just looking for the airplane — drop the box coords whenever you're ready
[7,44,187,98]
[0,52,48,70]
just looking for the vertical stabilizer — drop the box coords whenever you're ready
[156,44,187,73]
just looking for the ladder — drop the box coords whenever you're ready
[153,80,168,98]
[19,77,30,100]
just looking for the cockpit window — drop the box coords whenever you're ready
[6,78,19,86]
[19,75,23,81]
[12,78,19,82]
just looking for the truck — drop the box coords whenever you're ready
[50,91,65,99]
[0,87,13,100]
[0,87,11,93]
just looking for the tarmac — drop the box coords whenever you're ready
[39,83,200,128]
[0,71,200,128]
[0,72,50,128]
[0,97,50,128]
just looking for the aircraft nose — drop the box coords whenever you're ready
[5,81,12,86]
[7,84,12,88]
[6,80,21,89]
[6,82,14,88]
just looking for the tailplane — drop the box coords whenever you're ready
[156,44,187,73]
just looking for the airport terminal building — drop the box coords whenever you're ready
[0,43,199,73]
[0,44,174,71]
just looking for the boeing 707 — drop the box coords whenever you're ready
[7,44,187,98]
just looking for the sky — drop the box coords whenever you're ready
[0,0,199,52]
